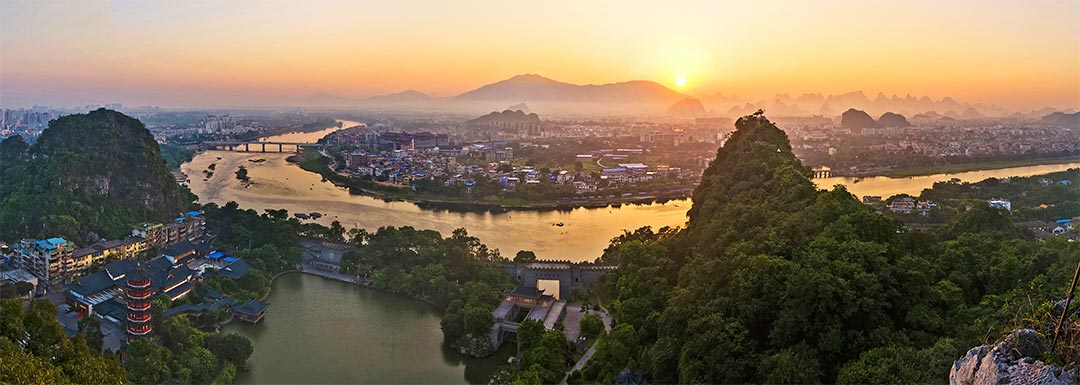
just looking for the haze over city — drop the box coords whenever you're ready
[2,0,1078,110]
[2,2,1080,385]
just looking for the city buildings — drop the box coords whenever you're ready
[13,238,75,285]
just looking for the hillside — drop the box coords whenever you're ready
[877,111,912,127]
[1041,111,1080,128]
[364,89,433,103]
[666,97,707,116]
[840,108,879,129]
[466,109,541,127]
[0,109,189,241]
[454,74,687,113]
[574,111,1080,384]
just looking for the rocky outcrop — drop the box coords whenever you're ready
[454,333,496,358]
[1041,112,1080,128]
[950,329,1076,385]
[840,108,879,130]
[666,97,707,116]
[878,112,911,127]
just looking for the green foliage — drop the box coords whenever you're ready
[160,143,196,170]
[77,315,105,353]
[0,299,128,384]
[516,319,545,351]
[514,250,538,263]
[124,314,256,385]
[579,314,604,340]
[0,109,191,240]
[336,226,511,348]
[578,324,641,383]
[235,165,250,182]
[0,281,33,299]
[505,330,575,384]
[585,113,1080,383]
[205,333,254,366]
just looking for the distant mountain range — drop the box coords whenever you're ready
[703,91,1066,119]
[1040,111,1080,128]
[364,90,433,104]
[297,74,1075,118]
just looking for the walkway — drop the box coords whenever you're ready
[561,345,598,385]
[300,263,359,283]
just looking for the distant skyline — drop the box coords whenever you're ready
[1,0,1078,110]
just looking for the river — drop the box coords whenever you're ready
[197,120,1077,384]
[223,273,512,384]
[182,120,1080,261]
[180,120,691,262]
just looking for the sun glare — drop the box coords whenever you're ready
[675,76,687,88]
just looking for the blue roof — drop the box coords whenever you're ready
[1057,219,1072,223]
[186,211,202,216]
[207,251,225,259]
[223,257,239,263]
[46,237,67,245]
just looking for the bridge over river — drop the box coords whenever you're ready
[202,141,328,153]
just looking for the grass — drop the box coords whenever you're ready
[883,157,1080,178]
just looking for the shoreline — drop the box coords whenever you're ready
[831,156,1080,179]
[287,150,694,213]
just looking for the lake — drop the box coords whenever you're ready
[223,273,512,384]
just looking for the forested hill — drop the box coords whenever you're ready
[580,111,1079,384]
[0,109,188,241]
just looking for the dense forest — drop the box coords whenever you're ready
[2,110,1077,384]
[560,111,1080,383]
[0,109,190,241]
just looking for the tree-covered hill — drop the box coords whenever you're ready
[576,111,1080,384]
[0,109,190,240]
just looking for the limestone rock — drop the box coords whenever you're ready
[949,329,1075,385]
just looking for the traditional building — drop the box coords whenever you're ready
[234,299,268,323]
[125,264,153,340]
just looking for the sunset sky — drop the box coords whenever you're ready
[1,0,1077,109]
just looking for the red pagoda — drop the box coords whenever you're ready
[125,263,153,339]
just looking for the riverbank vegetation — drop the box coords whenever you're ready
[568,112,1080,383]
[881,156,1080,178]
[161,143,197,170]
[335,226,514,355]
[125,316,252,384]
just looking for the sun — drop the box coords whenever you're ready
[675,75,687,88]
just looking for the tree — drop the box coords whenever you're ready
[517,319,545,351]
[205,333,254,366]
[464,305,494,336]
[514,250,538,263]
[77,315,105,353]
[0,337,65,384]
[579,324,640,383]
[580,314,604,339]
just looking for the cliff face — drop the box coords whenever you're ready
[950,330,1076,385]
[0,109,187,240]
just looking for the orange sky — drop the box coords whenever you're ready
[1,0,1077,109]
